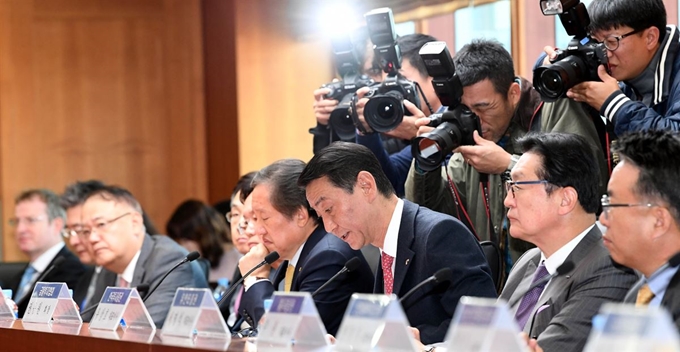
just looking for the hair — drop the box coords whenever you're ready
[453,39,515,96]
[298,141,395,197]
[612,130,680,223]
[396,33,438,78]
[16,189,66,222]
[61,179,107,210]
[166,199,229,268]
[85,185,143,214]
[252,159,319,223]
[518,132,601,214]
[588,0,666,44]
[231,171,257,203]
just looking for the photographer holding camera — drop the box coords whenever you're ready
[543,0,680,136]
[406,39,607,268]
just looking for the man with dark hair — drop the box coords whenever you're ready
[6,189,85,317]
[406,39,607,267]
[600,130,680,330]
[559,0,680,135]
[299,142,497,344]
[237,159,374,336]
[499,133,636,351]
[79,185,208,326]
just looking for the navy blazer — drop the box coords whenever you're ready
[375,200,497,344]
[12,245,86,317]
[239,225,375,336]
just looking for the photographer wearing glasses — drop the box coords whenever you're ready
[549,0,680,135]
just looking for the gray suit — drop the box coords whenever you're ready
[499,226,637,352]
[81,234,209,327]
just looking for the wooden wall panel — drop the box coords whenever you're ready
[0,0,206,260]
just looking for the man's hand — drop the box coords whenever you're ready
[455,130,511,174]
[313,87,338,125]
[238,243,271,278]
[542,46,559,66]
[567,65,620,111]
[520,332,544,352]
[415,116,435,136]
[382,100,423,140]
[353,87,373,133]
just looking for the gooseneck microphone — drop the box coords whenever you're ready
[311,257,362,298]
[143,251,201,303]
[79,283,150,318]
[623,251,680,302]
[399,267,452,310]
[34,257,66,284]
[217,251,280,308]
[508,261,575,308]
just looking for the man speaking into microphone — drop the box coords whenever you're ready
[237,159,374,336]
[500,133,637,352]
[299,143,497,344]
[79,185,208,326]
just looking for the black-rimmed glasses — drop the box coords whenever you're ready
[505,180,549,198]
[602,28,645,51]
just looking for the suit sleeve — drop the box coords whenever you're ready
[535,256,637,352]
[357,133,411,197]
[239,280,276,328]
[416,218,497,344]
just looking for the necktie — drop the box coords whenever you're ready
[118,277,129,288]
[16,265,37,300]
[515,262,550,329]
[636,283,655,307]
[81,268,100,310]
[381,253,395,295]
[284,264,295,292]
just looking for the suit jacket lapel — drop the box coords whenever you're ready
[132,234,153,287]
[273,261,288,289]
[393,201,416,296]
[292,226,325,290]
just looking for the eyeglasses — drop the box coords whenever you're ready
[505,180,549,198]
[602,28,645,51]
[225,211,240,224]
[79,212,132,238]
[600,194,657,220]
[9,216,47,227]
[61,228,79,239]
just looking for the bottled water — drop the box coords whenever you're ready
[213,277,230,301]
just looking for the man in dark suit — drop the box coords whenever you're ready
[299,142,497,344]
[78,185,209,326]
[499,133,637,352]
[6,189,85,317]
[237,159,374,336]
[600,130,680,330]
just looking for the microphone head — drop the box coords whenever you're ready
[52,256,66,267]
[556,261,575,276]
[186,251,201,262]
[264,251,280,264]
[136,283,150,294]
[433,267,452,283]
[345,257,361,272]
[669,252,680,267]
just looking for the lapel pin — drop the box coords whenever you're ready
[405,259,410,265]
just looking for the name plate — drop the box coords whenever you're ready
[162,288,230,340]
[256,292,329,350]
[335,293,416,352]
[89,286,154,331]
[445,296,525,352]
[23,282,81,324]
[0,288,16,321]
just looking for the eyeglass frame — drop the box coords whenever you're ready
[78,212,132,238]
[8,215,48,227]
[225,211,241,224]
[601,27,646,52]
[61,227,79,239]
[600,194,657,219]
[505,180,550,198]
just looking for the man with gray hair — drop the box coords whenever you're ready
[79,185,208,326]
[6,189,85,317]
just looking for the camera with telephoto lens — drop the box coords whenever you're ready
[411,41,481,172]
[324,33,375,140]
[533,0,609,102]
[362,8,421,133]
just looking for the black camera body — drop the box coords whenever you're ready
[324,33,375,140]
[533,0,609,101]
[411,41,481,172]
[362,7,421,133]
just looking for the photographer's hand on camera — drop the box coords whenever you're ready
[566,65,620,111]
[383,100,421,140]
[313,87,339,125]
[542,46,559,66]
[455,130,512,175]
[353,86,374,134]
[414,116,435,136]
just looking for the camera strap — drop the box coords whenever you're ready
[479,177,499,246]
[444,167,480,241]
[349,92,373,135]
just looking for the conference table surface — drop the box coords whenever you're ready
[0,320,252,352]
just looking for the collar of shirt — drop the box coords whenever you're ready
[380,199,404,270]
[645,264,680,307]
[288,242,306,270]
[120,250,141,284]
[31,242,65,273]
[541,224,594,275]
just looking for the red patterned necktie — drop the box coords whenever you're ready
[382,253,395,295]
